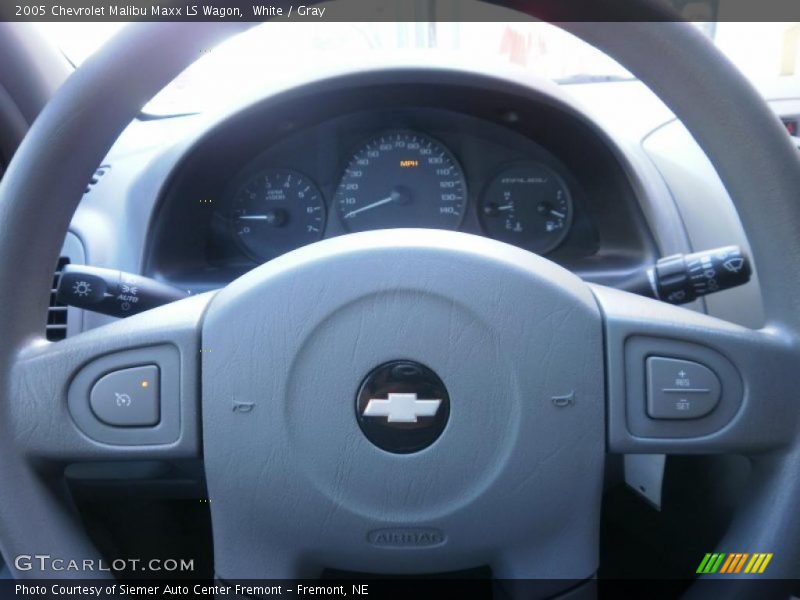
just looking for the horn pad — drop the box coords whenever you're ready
[202,230,605,579]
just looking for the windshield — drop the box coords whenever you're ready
[36,20,800,115]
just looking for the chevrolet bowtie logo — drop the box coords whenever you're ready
[363,393,442,423]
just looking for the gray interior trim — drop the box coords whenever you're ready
[0,24,70,122]
[0,23,70,161]
[623,454,665,509]
[0,85,27,165]
[61,232,86,338]
[67,344,182,445]
[623,336,743,440]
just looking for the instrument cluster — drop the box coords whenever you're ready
[147,74,658,293]
[222,125,579,263]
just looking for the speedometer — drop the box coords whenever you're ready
[335,131,467,232]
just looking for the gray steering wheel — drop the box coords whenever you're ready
[0,8,799,595]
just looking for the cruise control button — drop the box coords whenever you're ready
[646,357,721,419]
[90,365,160,427]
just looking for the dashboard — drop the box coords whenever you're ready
[145,70,659,292]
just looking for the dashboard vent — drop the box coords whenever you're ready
[84,164,110,194]
[46,257,70,341]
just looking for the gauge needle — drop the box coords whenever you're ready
[238,210,287,227]
[343,192,399,219]
[497,204,514,211]
[550,210,566,218]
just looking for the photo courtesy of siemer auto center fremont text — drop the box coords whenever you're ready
[0,0,799,598]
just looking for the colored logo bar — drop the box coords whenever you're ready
[696,553,773,574]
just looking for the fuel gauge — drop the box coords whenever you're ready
[479,163,573,254]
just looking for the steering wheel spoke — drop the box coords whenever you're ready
[592,284,800,455]
[10,294,209,464]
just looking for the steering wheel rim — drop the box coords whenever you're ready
[0,8,798,592]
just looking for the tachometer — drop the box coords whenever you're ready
[335,131,467,232]
[230,168,325,261]
[479,163,573,254]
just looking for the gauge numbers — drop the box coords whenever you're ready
[335,131,467,232]
[231,168,326,261]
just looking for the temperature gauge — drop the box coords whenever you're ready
[479,163,573,254]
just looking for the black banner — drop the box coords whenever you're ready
[2,0,800,23]
[3,578,799,600]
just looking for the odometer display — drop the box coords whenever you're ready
[335,131,467,232]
